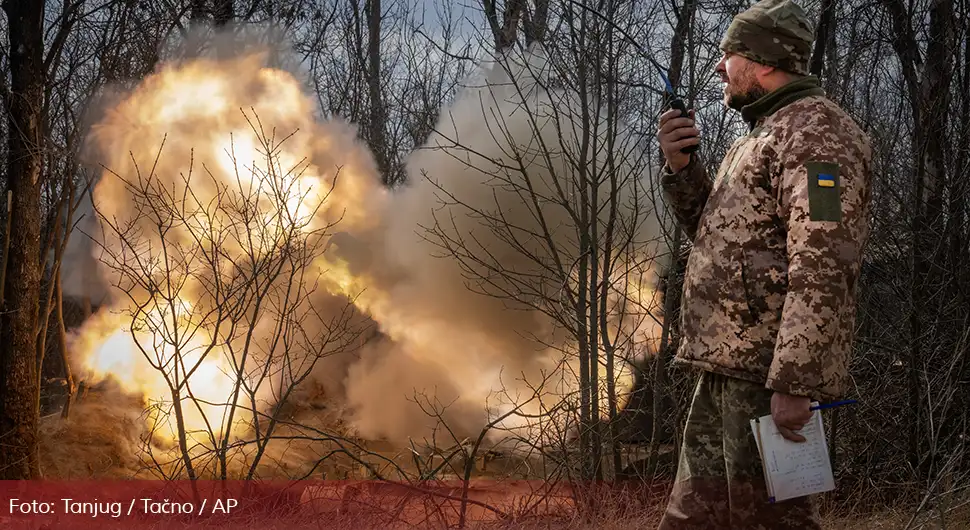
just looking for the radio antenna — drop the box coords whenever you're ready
[563,0,698,153]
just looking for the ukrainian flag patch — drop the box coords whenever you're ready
[817,173,836,188]
[806,161,842,222]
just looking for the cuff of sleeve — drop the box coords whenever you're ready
[661,158,695,185]
[764,377,837,402]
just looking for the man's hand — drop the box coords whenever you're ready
[657,108,700,173]
[771,392,813,442]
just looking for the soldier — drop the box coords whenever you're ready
[655,0,872,528]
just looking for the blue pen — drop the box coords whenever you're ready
[810,399,857,411]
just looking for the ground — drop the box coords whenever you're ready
[33,392,970,529]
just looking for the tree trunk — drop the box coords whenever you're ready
[883,0,956,480]
[599,4,623,479]
[576,190,592,482]
[213,0,232,26]
[810,0,837,92]
[523,0,548,46]
[35,208,65,394]
[948,27,969,291]
[57,275,75,419]
[0,0,45,480]
[650,0,697,477]
[913,0,955,483]
[365,0,390,184]
[482,0,524,52]
[191,0,207,22]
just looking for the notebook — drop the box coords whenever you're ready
[750,404,835,502]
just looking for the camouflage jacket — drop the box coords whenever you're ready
[662,76,872,400]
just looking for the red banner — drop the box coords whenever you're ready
[0,479,666,529]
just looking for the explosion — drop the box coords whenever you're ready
[64,35,670,476]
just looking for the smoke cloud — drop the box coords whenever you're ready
[64,30,669,457]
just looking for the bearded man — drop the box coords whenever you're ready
[655,0,872,528]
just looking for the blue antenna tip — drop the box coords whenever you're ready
[661,73,673,94]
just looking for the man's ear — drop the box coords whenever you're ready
[754,64,779,86]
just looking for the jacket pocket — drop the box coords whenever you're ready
[730,249,757,326]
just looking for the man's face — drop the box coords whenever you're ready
[715,52,768,110]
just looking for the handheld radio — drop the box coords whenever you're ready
[654,70,698,155]
[669,98,697,153]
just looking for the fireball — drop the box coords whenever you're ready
[68,42,666,475]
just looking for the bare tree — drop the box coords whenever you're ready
[90,121,370,479]
[410,0,670,484]
[881,0,958,482]
[0,0,45,480]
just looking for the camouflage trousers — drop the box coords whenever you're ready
[658,371,822,530]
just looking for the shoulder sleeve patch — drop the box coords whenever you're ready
[805,160,841,222]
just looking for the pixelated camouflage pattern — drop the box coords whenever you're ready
[661,158,713,240]
[719,0,815,75]
[661,77,873,401]
[658,372,822,529]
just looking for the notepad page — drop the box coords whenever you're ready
[751,408,835,502]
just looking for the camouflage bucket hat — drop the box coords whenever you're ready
[720,0,815,75]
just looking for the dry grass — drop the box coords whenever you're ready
[37,386,362,480]
[38,392,150,479]
[823,498,970,530]
[34,392,970,529]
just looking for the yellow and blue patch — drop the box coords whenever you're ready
[817,173,836,188]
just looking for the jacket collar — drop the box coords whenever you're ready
[740,75,825,130]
